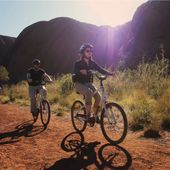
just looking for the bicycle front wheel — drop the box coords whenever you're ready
[40,100,51,127]
[71,100,87,132]
[100,102,128,144]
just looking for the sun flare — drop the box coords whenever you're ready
[88,0,147,26]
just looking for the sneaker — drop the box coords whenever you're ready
[87,116,95,127]
[36,108,40,114]
[85,113,95,122]
[32,112,36,117]
[89,117,95,123]
[32,108,39,116]
[85,113,91,122]
[32,109,39,121]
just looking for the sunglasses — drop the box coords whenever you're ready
[85,50,93,53]
[34,64,40,66]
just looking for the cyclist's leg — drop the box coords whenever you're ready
[87,83,101,121]
[93,92,101,115]
[39,86,47,110]
[75,82,93,115]
[39,85,47,100]
[29,86,37,114]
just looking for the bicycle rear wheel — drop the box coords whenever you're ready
[71,100,87,132]
[100,102,128,144]
[40,100,51,127]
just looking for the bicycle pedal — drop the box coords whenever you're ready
[89,122,95,127]
[87,117,95,127]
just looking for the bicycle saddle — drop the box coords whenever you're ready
[98,75,107,81]
[76,91,80,94]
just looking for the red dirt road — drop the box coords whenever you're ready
[0,104,170,170]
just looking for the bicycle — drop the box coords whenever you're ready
[32,85,51,127]
[71,71,128,144]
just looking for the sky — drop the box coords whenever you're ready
[0,0,148,37]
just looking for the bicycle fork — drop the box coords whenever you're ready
[101,85,116,124]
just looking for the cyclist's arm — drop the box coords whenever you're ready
[42,73,53,82]
[26,72,32,83]
[93,62,113,75]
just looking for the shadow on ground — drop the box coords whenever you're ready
[0,120,46,145]
[46,131,132,170]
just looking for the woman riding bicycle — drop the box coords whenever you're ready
[73,43,113,123]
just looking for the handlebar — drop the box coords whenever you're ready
[88,70,107,81]
[34,79,53,85]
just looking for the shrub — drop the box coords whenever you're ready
[161,115,170,131]
[129,98,153,130]
[0,66,9,82]
[0,96,10,104]
[144,129,161,138]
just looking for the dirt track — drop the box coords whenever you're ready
[0,104,170,170]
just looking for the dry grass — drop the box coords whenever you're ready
[0,58,169,131]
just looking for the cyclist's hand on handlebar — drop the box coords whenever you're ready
[88,69,97,74]
[48,79,54,83]
[27,79,32,83]
[44,78,53,83]
[109,72,114,76]
[45,80,53,83]
[80,69,87,75]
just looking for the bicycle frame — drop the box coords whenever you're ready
[97,76,117,124]
[36,87,46,102]
[99,79,107,110]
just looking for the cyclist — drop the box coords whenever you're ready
[73,43,113,123]
[27,59,52,118]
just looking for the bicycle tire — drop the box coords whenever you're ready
[100,102,128,144]
[71,100,87,132]
[40,100,51,127]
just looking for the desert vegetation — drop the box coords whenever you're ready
[0,58,169,132]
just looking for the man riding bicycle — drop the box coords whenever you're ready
[73,43,113,123]
[27,59,52,118]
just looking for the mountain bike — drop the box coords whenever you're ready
[32,86,51,127]
[71,71,128,144]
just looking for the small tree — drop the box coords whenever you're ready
[0,66,9,82]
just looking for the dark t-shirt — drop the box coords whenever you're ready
[27,68,45,86]
[73,59,111,83]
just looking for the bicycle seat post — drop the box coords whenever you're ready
[100,79,103,87]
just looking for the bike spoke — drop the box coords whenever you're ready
[40,100,50,126]
[71,101,87,132]
[101,103,127,144]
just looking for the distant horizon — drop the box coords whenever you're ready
[0,0,147,37]
[1,16,131,38]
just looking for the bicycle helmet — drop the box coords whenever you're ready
[79,43,93,54]
[32,59,40,65]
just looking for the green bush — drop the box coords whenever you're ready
[0,66,9,82]
[129,98,153,130]
[137,57,169,98]
[0,95,10,104]
[58,74,74,95]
